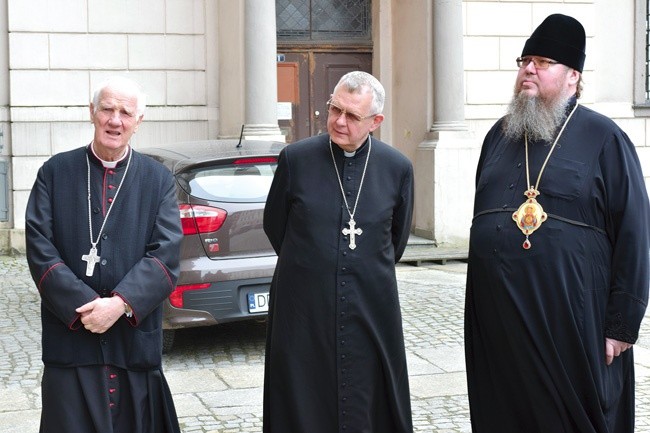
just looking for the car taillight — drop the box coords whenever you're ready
[179,204,227,235]
[169,283,211,308]
[233,157,277,164]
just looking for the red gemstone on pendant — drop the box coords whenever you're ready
[523,238,531,249]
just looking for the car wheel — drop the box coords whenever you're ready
[162,329,176,353]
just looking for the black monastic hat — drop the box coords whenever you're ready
[521,14,586,72]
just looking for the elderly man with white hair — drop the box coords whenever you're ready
[25,76,183,433]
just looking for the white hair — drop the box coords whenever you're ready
[91,76,146,116]
[334,71,385,115]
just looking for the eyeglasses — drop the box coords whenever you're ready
[516,56,559,70]
[326,99,377,123]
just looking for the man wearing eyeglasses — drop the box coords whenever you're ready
[263,71,414,433]
[465,13,649,433]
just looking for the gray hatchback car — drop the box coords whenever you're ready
[141,139,285,352]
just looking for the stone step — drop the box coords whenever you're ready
[400,235,468,266]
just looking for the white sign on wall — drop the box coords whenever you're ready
[277,102,292,120]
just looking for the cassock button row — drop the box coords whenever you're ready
[101,259,107,266]
[347,162,352,166]
[340,296,346,301]
[108,198,113,203]
[340,311,346,317]
[346,191,352,196]
[108,170,115,175]
[496,225,501,231]
[517,162,522,168]
[108,185,115,190]
[102,233,108,240]
[93,207,100,214]
[340,340,345,345]
[341,354,346,359]
[340,281,346,286]
[342,251,347,256]
[346,176,352,181]
[341,267,347,272]
[508,184,514,189]
[502,204,508,209]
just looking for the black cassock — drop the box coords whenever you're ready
[263,134,414,433]
[465,102,650,433]
[25,146,183,433]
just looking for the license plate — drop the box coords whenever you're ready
[247,292,269,313]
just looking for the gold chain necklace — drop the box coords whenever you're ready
[512,103,578,249]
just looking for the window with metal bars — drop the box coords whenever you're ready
[276,0,371,42]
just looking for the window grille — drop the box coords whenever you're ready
[276,0,371,42]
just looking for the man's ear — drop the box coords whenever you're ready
[568,69,580,86]
[133,114,144,133]
[368,113,384,132]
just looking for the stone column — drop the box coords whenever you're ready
[243,0,284,142]
[414,0,475,247]
[431,0,466,133]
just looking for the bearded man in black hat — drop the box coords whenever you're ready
[465,13,649,433]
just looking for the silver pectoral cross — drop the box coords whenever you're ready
[342,219,363,250]
[81,246,101,277]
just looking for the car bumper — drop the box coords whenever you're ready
[163,255,276,329]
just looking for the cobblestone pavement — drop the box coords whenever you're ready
[1,255,649,432]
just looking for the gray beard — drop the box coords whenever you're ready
[502,92,568,143]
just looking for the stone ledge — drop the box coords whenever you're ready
[400,234,468,266]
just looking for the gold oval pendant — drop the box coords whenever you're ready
[512,189,547,249]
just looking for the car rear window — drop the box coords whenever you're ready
[178,159,277,203]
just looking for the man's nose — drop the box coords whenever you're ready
[524,61,537,73]
[335,112,348,125]
[108,111,122,123]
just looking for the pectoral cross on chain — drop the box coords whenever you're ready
[81,246,100,277]
[342,219,363,250]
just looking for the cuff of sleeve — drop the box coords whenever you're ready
[70,294,100,330]
[604,326,637,344]
[605,313,639,344]
[112,292,137,326]
[69,314,83,330]
[605,299,645,344]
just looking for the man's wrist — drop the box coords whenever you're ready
[112,294,133,318]
[123,302,133,318]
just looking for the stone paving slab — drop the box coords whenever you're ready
[1,255,649,432]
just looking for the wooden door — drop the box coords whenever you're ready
[278,51,372,143]
[311,52,372,136]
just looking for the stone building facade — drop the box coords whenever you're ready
[0,0,647,253]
